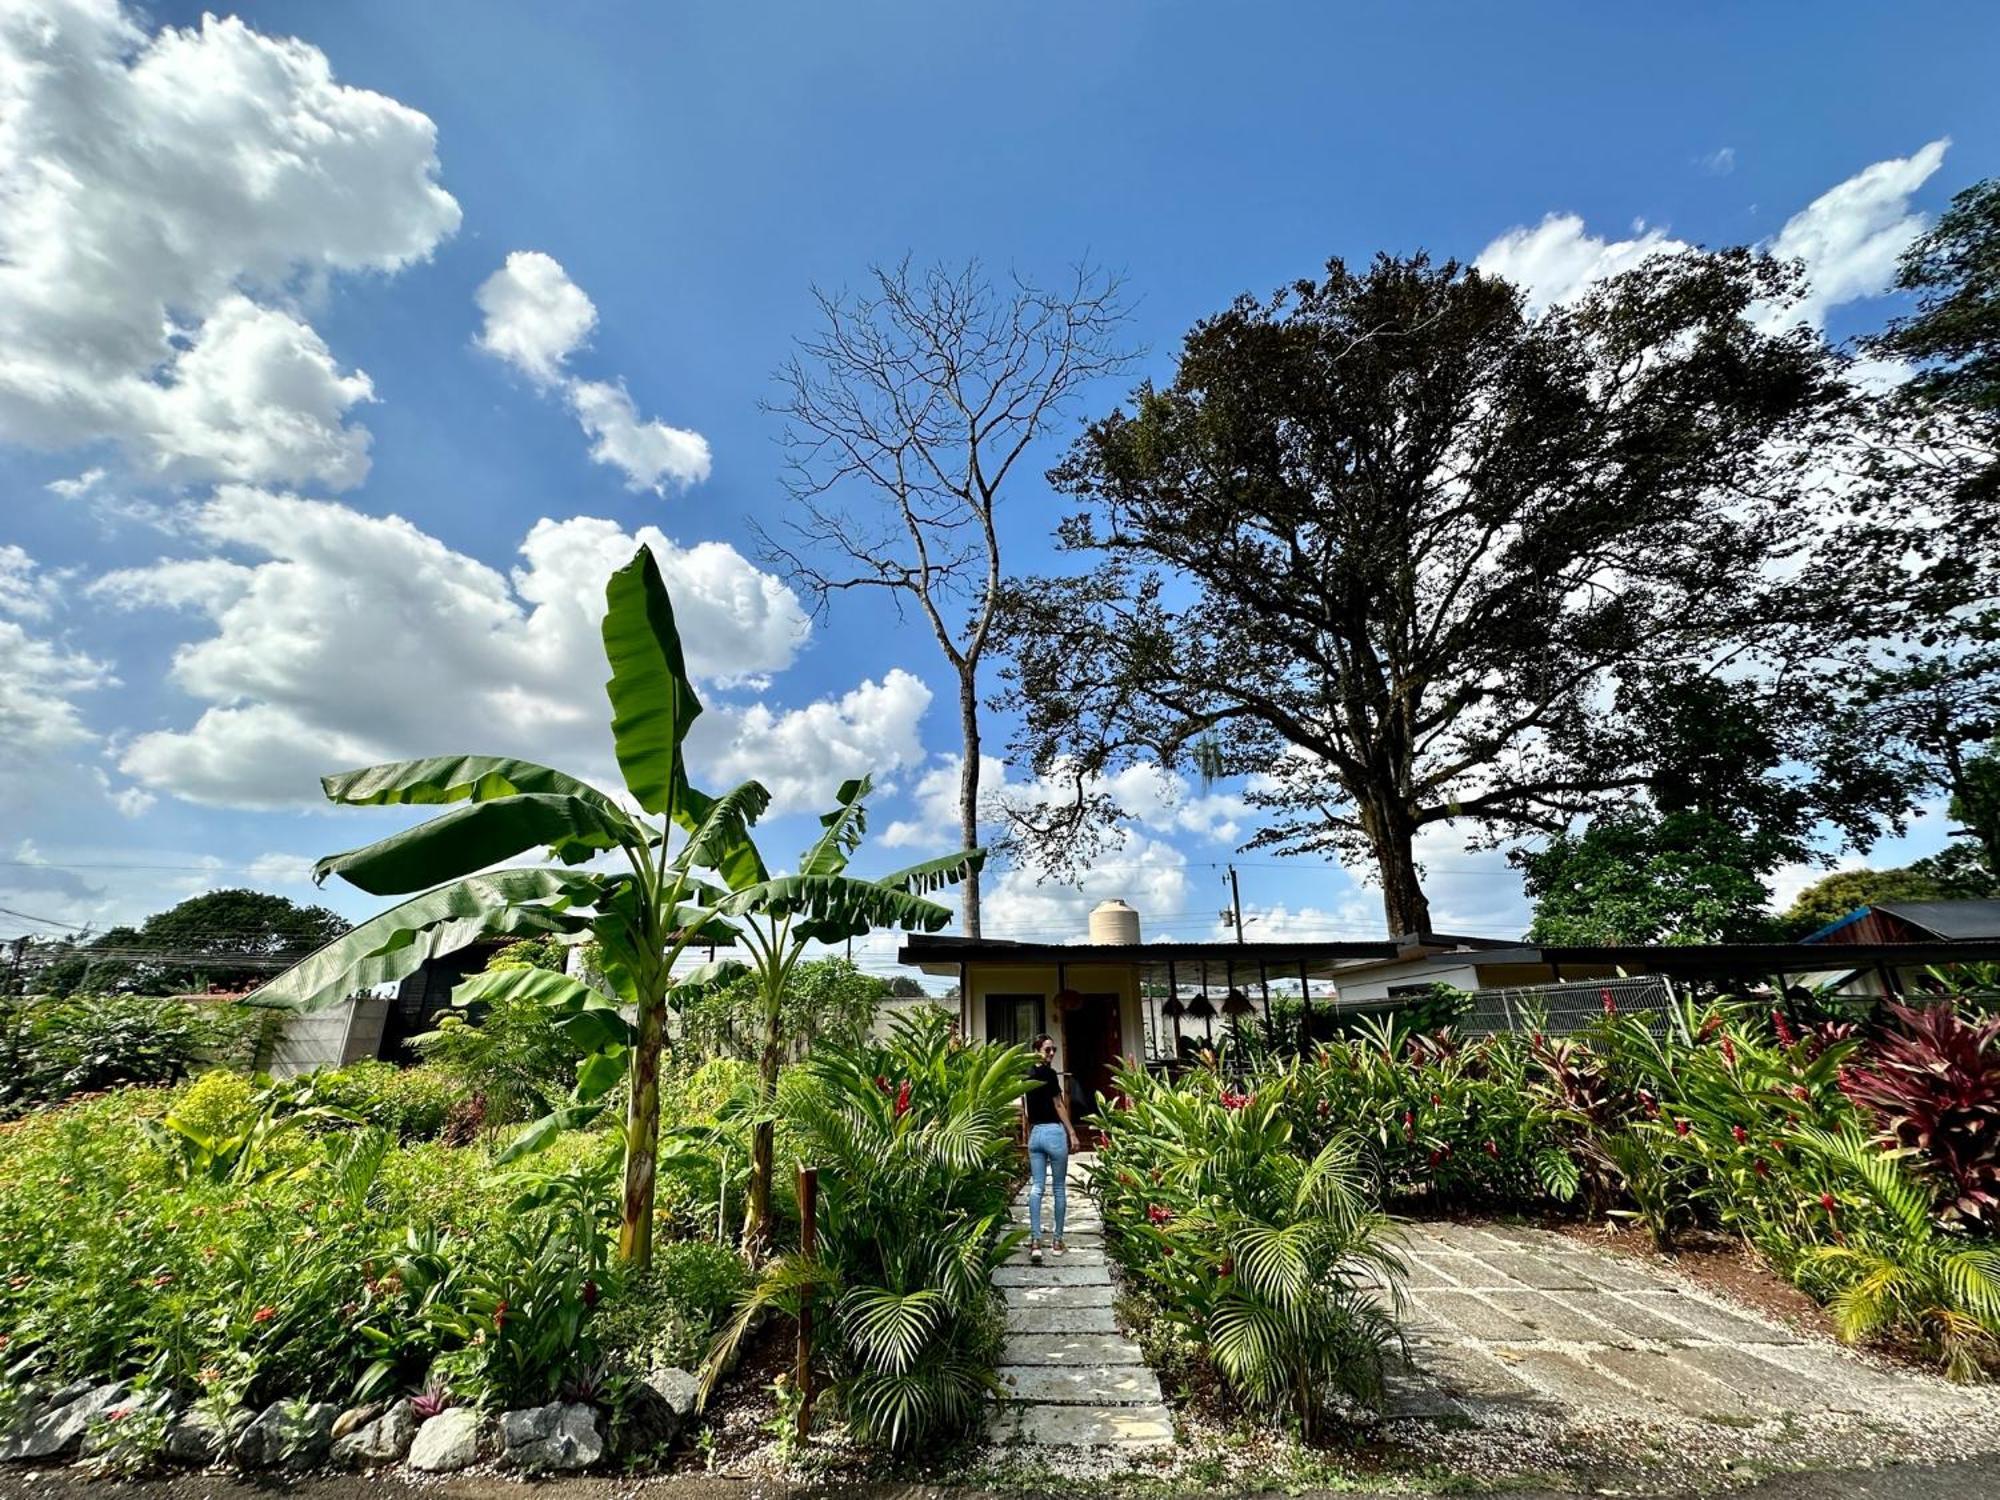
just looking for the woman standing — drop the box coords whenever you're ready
[1020,1032,1083,1266]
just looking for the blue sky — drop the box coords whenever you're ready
[2,1,1995,968]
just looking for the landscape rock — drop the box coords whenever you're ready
[500,1401,602,1472]
[330,1402,383,1440]
[612,1365,698,1457]
[329,1399,415,1467]
[163,1406,245,1466]
[406,1407,482,1473]
[232,1399,338,1470]
[648,1366,701,1418]
[0,1382,129,1462]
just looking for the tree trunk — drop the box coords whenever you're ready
[742,995,785,1254]
[957,666,983,938]
[618,992,664,1268]
[1367,804,1434,938]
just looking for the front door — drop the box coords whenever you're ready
[1061,993,1122,1146]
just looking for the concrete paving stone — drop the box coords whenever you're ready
[1005,1303,1122,1335]
[1407,1220,1503,1251]
[1672,1343,1862,1412]
[1406,1338,1541,1400]
[992,1402,1175,1447]
[1003,1281,1117,1309]
[998,1364,1163,1404]
[993,1263,1113,1287]
[1415,1250,1535,1291]
[1478,1290,1630,1343]
[1619,1290,1800,1344]
[1486,1346,1659,1416]
[1546,1251,1673,1292]
[1589,1346,1774,1420]
[1382,1363,1466,1421]
[1003,1245,1108,1268]
[1585,1292,1714,1342]
[1409,1289,1544,1340]
[1001,1333,1147,1367]
[1400,1255,1465,1290]
[1460,1250,1600,1292]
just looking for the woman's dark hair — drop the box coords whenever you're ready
[1030,1032,1055,1052]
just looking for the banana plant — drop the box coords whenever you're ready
[689,775,983,1252]
[244,547,767,1269]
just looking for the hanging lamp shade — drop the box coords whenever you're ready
[1185,994,1217,1021]
[1160,995,1186,1019]
[1221,988,1254,1018]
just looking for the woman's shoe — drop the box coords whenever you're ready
[1028,1239,1043,1266]
[1052,1238,1067,1255]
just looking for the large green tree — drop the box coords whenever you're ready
[998,250,1877,934]
[1519,810,1779,946]
[41,889,347,997]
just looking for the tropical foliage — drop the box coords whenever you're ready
[1095,1060,1407,1437]
[0,991,262,1118]
[708,1008,1027,1451]
[240,547,974,1268]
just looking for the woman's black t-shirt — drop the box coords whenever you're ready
[1024,1062,1062,1125]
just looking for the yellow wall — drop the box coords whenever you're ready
[963,960,1143,1072]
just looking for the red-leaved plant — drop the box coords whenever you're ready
[1841,1002,2000,1226]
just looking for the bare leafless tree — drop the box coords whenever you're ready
[757,258,1135,936]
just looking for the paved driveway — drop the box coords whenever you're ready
[1391,1220,1996,1433]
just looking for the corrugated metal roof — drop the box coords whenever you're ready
[1872,901,2000,939]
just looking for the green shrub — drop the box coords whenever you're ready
[597,1242,748,1372]
[711,1008,1027,1452]
[1096,1061,1406,1438]
[0,993,262,1117]
[0,1083,632,1410]
[308,1061,464,1140]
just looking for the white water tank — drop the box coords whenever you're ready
[1089,899,1141,946]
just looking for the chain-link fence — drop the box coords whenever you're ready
[1460,974,1684,1040]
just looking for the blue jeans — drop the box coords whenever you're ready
[1028,1122,1069,1241]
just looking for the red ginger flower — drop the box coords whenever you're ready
[1753,1158,1769,1178]
[894,1080,912,1117]
[1820,1192,1838,1214]
[1675,1118,1691,1136]
[1484,1139,1500,1159]
[1220,1089,1251,1110]
[1601,989,1617,1015]
[252,1306,276,1324]
[1732,1124,1748,1144]
[1772,1009,1798,1048]
[1147,1204,1173,1224]
[494,1298,510,1329]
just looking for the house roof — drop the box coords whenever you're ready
[897,932,1405,974]
[1871,901,2000,940]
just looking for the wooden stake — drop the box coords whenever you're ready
[795,1164,819,1442]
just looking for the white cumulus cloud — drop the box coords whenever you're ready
[0,0,460,488]
[90,492,854,811]
[474,251,598,388]
[1476,139,1950,331]
[475,252,712,494]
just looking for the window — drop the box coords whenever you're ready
[985,993,1045,1048]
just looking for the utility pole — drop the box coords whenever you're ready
[1227,865,1245,944]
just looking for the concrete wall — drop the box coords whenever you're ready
[261,995,390,1079]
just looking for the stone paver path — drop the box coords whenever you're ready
[1391,1221,1992,1429]
[987,1154,1174,1454]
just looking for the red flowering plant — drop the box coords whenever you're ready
[1840,1001,2000,1228]
[1089,1059,1407,1439]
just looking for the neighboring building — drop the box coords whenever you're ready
[1798,899,2000,999]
